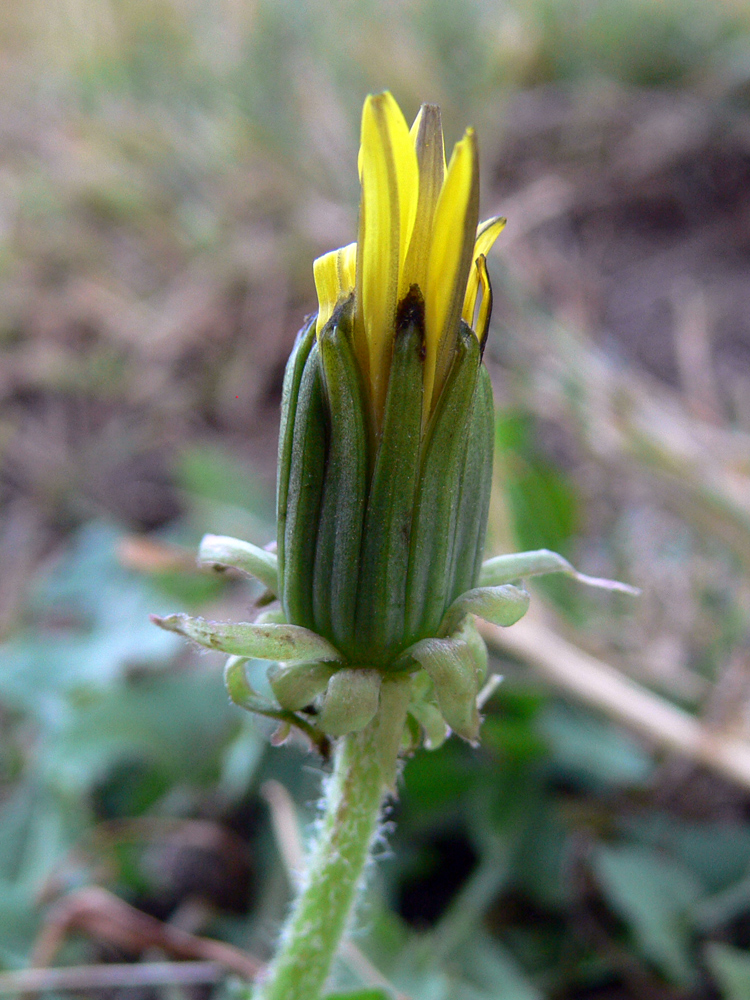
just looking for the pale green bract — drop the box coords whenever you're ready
[150,613,342,662]
[153,534,636,746]
[198,533,279,593]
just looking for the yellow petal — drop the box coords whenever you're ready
[313,243,357,335]
[355,92,418,426]
[403,104,445,292]
[423,128,479,415]
[462,216,505,336]
[474,215,506,260]
[470,253,492,350]
[339,240,357,290]
[462,261,480,331]
[409,104,447,173]
[473,254,493,350]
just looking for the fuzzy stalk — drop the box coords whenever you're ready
[254,713,394,1000]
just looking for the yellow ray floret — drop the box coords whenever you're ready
[422,128,479,414]
[314,243,356,335]
[403,104,446,293]
[354,93,418,421]
[313,92,506,431]
[462,217,506,334]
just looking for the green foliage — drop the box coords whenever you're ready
[323,991,393,1000]
[1,518,747,996]
[539,702,654,788]
[52,671,238,793]
[594,844,702,985]
[625,814,750,896]
[525,0,744,87]
[0,523,264,964]
[706,943,750,1000]
[495,411,586,616]
[496,412,579,557]
[454,933,544,1000]
[177,446,275,544]
[178,447,273,517]
[0,523,179,716]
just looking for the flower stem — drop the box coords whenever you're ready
[255,681,409,1000]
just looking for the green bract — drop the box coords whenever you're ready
[279,290,493,666]
[269,287,500,741]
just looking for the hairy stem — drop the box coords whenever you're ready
[254,691,406,1000]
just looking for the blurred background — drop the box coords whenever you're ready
[2,0,750,997]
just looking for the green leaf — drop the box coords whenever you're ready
[176,445,274,531]
[514,805,574,910]
[151,613,342,661]
[323,991,392,1000]
[49,672,238,794]
[0,880,40,964]
[198,534,278,593]
[401,740,477,812]
[457,931,543,1000]
[706,942,750,1000]
[0,786,39,882]
[540,703,654,788]
[0,523,179,716]
[623,814,750,896]
[495,413,579,556]
[594,843,702,985]
[479,549,639,596]
[218,716,266,801]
